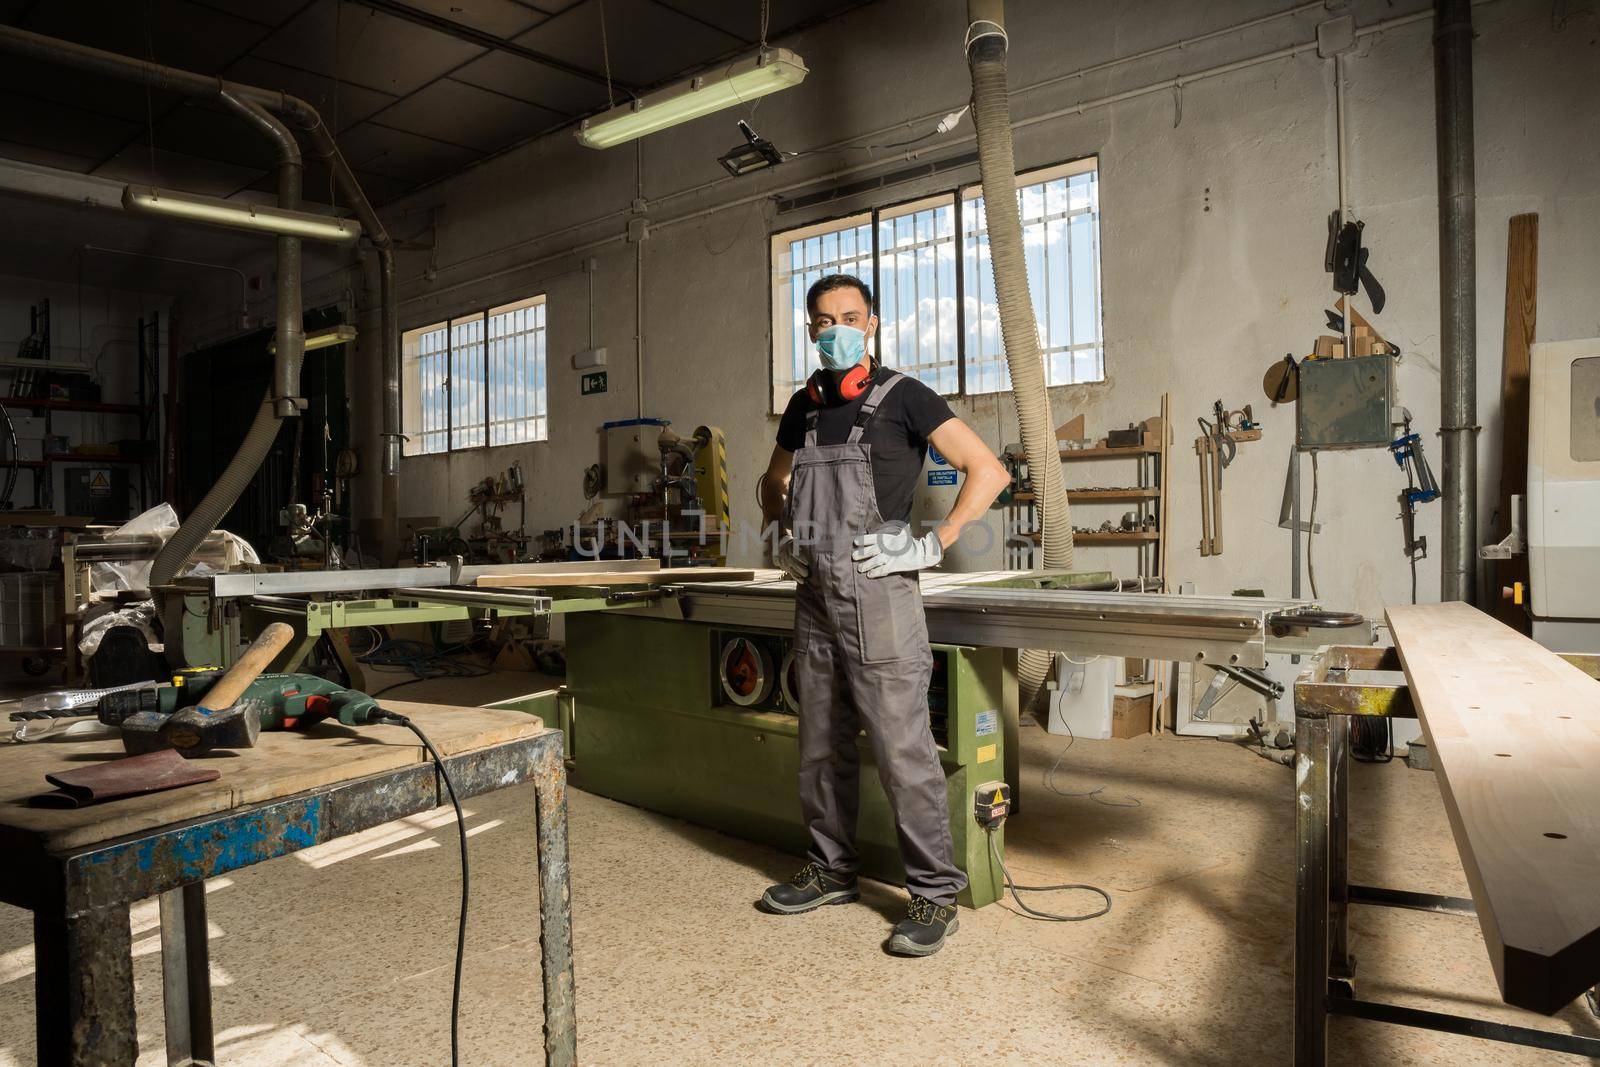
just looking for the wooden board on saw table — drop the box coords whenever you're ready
[475,567,754,588]
[1387,601,1600,1014]
[0,702,549,853]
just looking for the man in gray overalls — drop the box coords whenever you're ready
[758,274,1011,956]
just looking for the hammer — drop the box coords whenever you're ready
[124,622,295,757]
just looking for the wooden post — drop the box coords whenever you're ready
[1491,214,1536,632]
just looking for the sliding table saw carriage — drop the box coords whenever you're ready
[158,559,1372,908]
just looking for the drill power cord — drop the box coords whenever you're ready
[986,829,1111,922]
[374,710,470,1067]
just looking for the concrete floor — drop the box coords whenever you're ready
[2,665,1596,1065]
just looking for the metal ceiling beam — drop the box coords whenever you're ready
[0,156,126,209]
[344,0,638,93]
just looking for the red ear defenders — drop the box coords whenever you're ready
[806,363,871,406]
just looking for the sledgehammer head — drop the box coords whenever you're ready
[122,704,261,757]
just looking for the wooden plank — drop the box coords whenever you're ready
[1058,443,1161,459]
[475,566,754,589]
[1492,213,1538,633]
[1064,488,1160,502]
[0,703,550,853]
[1387,601,1600,1014]
[472,559,657,575]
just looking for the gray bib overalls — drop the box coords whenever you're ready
[785,371,967,905]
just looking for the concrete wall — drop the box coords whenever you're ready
[309,0,1596,618]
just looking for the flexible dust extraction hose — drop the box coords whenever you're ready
[148,94,305,591]
[966,0,1073,713]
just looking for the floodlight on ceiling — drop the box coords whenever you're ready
[718,120,785,177]
[122,185,363,244]
[576,48,808,150]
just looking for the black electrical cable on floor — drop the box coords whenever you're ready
[375,710,469,1067]
[1044,717,1141,808]
[986,829,1111,922]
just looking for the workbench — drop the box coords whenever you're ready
[1291,604,1600,1064]
[0,702,575,1066]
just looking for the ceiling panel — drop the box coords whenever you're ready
[94,143,268,198]
[375,77,565,152]
[19,0,268,76]
[0,91,143,162]
[150,104,286,173]
[336,121,479,184]
[0,54,191,125]
[252,4,487,96]
[242,160,417,209]
[653,0,843,42]
[0,137,104,174]
[390,0,549,38]
[223,55,399,132]
[0,0,881,210]
[449,48,610,116]
[515,0,745,87]
[199,0,317,25]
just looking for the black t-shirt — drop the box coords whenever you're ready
[776,367,957,524]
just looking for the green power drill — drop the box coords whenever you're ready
[101,671,387,756]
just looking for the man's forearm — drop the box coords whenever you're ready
[932,462,1010,549]
[759,474,788,533]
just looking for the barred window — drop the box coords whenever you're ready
[769,158,1102,410]
[402,293,548,456]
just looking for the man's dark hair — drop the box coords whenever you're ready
[805,273,874,317]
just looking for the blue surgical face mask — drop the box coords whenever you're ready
[815,324,867,371]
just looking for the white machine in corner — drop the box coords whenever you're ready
[1523,338,1600,651]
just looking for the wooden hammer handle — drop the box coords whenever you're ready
[202,622,295,710]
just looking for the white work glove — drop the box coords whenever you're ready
[773,535,811,583]
[852,527,942,578]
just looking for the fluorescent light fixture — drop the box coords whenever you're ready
[576,48,807,150]
[268,325,358,353]
[122,185,362,244]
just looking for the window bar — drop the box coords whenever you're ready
[869,207,882,366]
[954,193,967,397]
[445,321,454,453]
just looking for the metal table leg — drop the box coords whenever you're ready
[34,901,138,1066]
[1329,716,1354,988]
[533,739,577,1066]
[160,881,215,1066]
[1295,715,1331,1067]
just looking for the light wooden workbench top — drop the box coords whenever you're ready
[0,701,549,853]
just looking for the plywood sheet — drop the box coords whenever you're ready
[1387,601,1600,1013]
[0,702,549,853]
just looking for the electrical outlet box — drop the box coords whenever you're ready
[573,347,607,370]
[1297,354,1395,450]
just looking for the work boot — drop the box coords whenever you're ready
[886,895,958,956]
[759,862,859,914]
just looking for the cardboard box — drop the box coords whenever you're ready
[1111,683,1154,739]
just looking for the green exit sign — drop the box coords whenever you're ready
[581,371,608,396]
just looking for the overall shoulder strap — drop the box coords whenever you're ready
[803,407,821,448]
[846,372,904,443]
